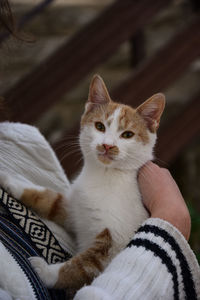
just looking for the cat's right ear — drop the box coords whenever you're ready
[86,75,111,112]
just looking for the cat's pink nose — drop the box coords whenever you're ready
[103,144,114,152]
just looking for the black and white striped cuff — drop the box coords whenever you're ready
[127,218,200,300]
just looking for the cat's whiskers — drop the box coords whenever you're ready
[117,150,155,174]
[54,138,80,151]
[57,138,78,144]
[74,149,96,167]
[59,148,81,163]
[55,143,80,152]
[60,145,81,154]
[74,155,84,168]
[57,134,79,140]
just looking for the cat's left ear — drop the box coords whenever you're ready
[136,93,165,133]
[86,75,111,111]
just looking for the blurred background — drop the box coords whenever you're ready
[0,0,199,261]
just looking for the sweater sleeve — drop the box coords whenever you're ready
[74,218,200,300]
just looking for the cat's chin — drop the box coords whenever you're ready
[97,154,114,165]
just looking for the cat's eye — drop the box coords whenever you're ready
[121,131,134,139]
[95,122,105,132]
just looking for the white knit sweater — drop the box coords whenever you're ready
[0,122,199,300]
[75,218,200,299]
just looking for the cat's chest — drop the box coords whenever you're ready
[70,169,147,252]
[71,170,138,211]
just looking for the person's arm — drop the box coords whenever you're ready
[74,162,200,300]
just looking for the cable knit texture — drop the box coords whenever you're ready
[75,218,200,300]
[0,122,74,299]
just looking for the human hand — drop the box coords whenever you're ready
[138,162,191,240]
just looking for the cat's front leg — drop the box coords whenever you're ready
[0,172,30,199]
[0,172,68,227]
[20,188,68,226]
[30,228,112,290]
[29,257,65,288]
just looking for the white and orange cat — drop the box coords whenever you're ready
[0,75,165,290]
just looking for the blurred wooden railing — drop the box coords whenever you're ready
[157,92,200,163]
[2,0,200,177]
[4,0,171,123]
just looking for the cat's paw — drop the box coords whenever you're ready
[29,257,62,288]
[0,172,23,199]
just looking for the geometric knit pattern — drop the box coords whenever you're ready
[0,187,72,264]
[128,223,198,300]
[0,213,51,300]
[0,212,68,300]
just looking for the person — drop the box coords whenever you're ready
[0,1,199,299]
[0,121,199,300]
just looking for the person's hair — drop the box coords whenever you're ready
[0,0,16,36]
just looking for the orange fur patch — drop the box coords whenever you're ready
[81,100,149,144]
[116,105,149,144]
[55,228,112,290]
[21,189,67,226]
[81,102,118,128]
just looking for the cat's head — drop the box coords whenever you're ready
[80,75,165,171]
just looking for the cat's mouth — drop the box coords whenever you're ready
[97,153,114,165]
[96,144,119,165]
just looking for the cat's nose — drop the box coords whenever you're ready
[103,144,114,152]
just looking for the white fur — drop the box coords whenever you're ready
[69,107,156,254]
[29,257,65,288]
[30,106,156,282]
[0,111,157,286]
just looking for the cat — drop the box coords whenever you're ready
[0,75,165,291]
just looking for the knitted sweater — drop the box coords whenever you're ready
[0,122,75,299]
[75,218,200,300]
